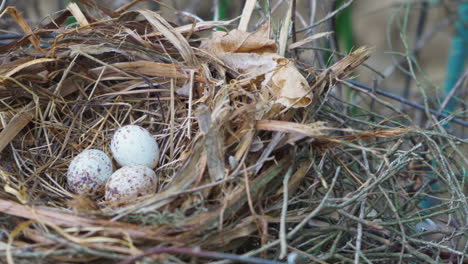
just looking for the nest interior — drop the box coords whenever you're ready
[0,2,467,263]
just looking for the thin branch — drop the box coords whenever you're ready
[117,247,287,264]
[279,167,293,259]
[295,0,354,33]
[345,80,468,127]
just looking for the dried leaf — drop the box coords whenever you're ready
[268,58,312,107]
[202,27,312,107]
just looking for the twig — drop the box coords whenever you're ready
[291,0,297,58]
[243,163,260,232]
[279,0,294,57]
[0,0,7,14]
[436,69,468,117]
[169,79,175,159]
[117,247,287,264]
[287,167,340,239]
[296,0,354,33]
[345,80,468,127]
[354,200,365,264]
[210,167,341,264]
[307,0,317,36]
[380,15,455,85]
[187,70,195,139]
[254,132,284,175]
[337,209,385,231]
[279,167,293,259]
[238,0,256,31]
[402,1,429,102]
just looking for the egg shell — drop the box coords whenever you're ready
[105,165,157,202]
[110,125,159,169]
[67,149,113,196]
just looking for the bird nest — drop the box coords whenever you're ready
[0,2,466,263]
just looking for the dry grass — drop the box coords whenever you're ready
[0,1,466,263]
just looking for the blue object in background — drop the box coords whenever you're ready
[417,2,468,230]
[443,3,468,114]
[415,218,439,233]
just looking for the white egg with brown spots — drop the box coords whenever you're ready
[105,165,157,201]
[67,149,113,196]
[110,125,159,169]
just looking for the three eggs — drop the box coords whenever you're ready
[66,125,159,202]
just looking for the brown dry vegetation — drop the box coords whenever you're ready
[0,1,466,263]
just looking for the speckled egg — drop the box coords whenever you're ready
[110,125,159,169]
[105,165,157,201]
[67,149,113,196]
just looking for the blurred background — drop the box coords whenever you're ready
[1,0,466,133]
